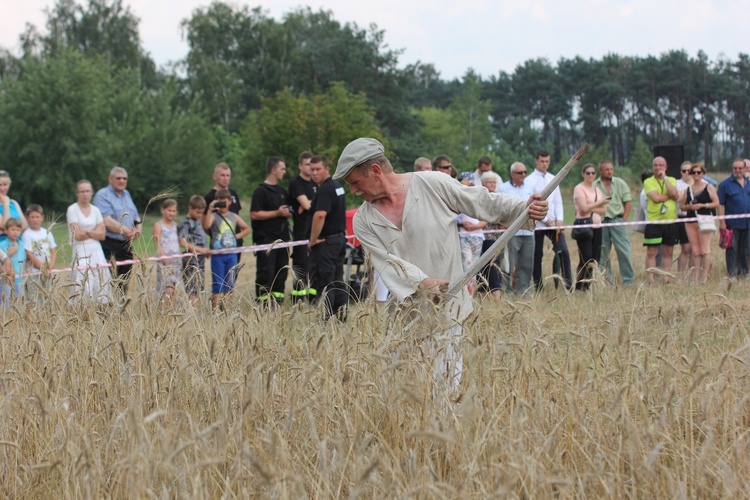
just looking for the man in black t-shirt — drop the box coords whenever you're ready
[250,157,292,303]
[307,155,348,321]
[288,151,317,302]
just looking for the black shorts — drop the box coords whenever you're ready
[644,223,678,247]
[676,220,690,244]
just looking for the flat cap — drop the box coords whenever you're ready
[333,138,385,180]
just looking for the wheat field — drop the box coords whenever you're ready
[1,243,750,498]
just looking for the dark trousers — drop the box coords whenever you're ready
[533,229,573,290]
[727,228,750,277]
[310,234,347,321]
[291,239,312,299]
[255,244,289,300]
[575,227,602,291]
[101,237,133,291]
[479,239,503,292]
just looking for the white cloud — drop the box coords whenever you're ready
[531,3,551,23]
[676,0,719,33]
[618,4,635,17]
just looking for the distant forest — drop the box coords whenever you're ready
[1,0,748,211]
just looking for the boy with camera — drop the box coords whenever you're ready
[203,189,250,310]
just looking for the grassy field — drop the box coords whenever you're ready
[2,217,750,496]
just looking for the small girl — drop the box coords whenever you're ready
[0,218,27,301]
[153,199,182,305]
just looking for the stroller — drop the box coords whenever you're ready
[344,209,370,302]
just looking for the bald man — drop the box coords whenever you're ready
[643,156,679,283]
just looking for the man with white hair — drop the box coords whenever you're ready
[498,162,535,294]
[93,166,142,291]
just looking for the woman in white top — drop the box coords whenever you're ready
[572,163,609,291]
[66,180,111,304]
[678,163,720,282]
[456,172,486,295]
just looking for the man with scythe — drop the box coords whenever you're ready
[333,138,550,394]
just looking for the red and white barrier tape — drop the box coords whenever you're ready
[458,212,746,236]
[18,235,357,278]
[15,213,749,278]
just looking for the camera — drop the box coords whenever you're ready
[214,201,227,209]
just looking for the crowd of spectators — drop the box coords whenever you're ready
[435,152,750,295]
[0,152,748,309]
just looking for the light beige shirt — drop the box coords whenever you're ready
[353,172,533,325]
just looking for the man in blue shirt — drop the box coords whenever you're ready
[717,158,750,277]
[498,162,535,294]
[93,166,142,291]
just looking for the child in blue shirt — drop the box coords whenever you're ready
[0,218,27,300]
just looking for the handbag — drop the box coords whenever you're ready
[697,214,716,233]
[720,228,733,249]
[571,187,596,241]
[689,186,717,233]
[572,216,594,240]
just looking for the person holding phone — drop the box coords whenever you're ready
[593,160,635,286]
[573,163,609,291]
[643,156,680,284]
[203,190,250,310]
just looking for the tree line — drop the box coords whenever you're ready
[1,0,748,212]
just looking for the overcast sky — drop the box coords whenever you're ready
[1,0,748,80]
